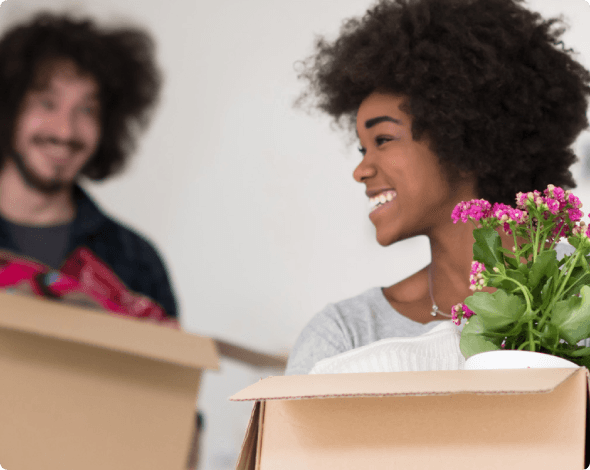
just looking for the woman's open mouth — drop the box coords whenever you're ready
[369,190,397,213]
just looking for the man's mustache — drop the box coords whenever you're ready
[31,135,85,153]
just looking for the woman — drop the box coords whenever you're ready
[286,0,590,375]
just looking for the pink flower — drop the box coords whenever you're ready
[452,199,492,224]
[469,261,486,290]
[509,208,527,224]
[553,186,566,202]
[490,204,527,234]
[515,192,528,209]
[573,221,588,236]
[568,208,584,222]
[492,202,512,221]
[543,197,560,215]
[451,303,475,325]
[568,193,583,209]
[470,261,485,276]
[544,185,566,206]
[451,202,469,223]
[516,190,542,209]
[451,304,462,325]
[551,219,570,240]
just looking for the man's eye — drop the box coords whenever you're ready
[81,106,99,116]
[40,99,54,110]
[358,146,367,156]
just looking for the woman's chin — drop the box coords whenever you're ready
[374,231,399,247]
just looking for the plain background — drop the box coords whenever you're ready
[1,0,590,468]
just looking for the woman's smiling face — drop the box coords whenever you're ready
[354,92,477,246]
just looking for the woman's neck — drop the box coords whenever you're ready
[427,222,477,315]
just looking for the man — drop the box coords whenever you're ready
[0,12,177,320]
[0,12,209,469]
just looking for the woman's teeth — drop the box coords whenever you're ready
[369,191,396,212]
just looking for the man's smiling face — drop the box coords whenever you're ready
[10,59,101,193]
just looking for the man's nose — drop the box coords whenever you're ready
[50,108,78,140]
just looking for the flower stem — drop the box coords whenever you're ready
[539,250,582,331]
[512,231,522,265]
[528,320,535,352]
[533,217,541,262]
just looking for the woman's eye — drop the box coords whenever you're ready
[358,146,367,156]
[375,136,393,146]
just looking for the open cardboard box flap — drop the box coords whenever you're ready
[0,291,219,470]
[0,291,219,370]
[232,368,590,470]
[230,367,584,400]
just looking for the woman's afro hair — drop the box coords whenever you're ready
[0,12,162,180]
[297,0,590,204]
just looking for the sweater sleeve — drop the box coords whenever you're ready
[285,303,355,375]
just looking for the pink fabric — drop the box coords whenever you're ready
[0,248,178,328]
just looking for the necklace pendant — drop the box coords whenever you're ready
[431,304,438,317]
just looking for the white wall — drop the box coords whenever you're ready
[1,0,590,468]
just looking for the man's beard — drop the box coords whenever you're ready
[9,136,86,195]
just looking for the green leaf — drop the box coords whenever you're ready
[488,269,528,295]
[564,346,590,357]
[537,323,560,351]
[551,285,590,344]
[573,252,590,269]
[528,250,558,292]
[539,277,555,311]
[568,237,590,257]
[498,248,519,269]
[506,268,527,286]
[464,290,527,331]
[564,269,590,297]
[472,228,504,271]
[517,242,534,260]
[574,356,590,368]
[460,314,503,358]
[488,278,518,293]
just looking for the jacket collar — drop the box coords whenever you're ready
[70,184,108,243]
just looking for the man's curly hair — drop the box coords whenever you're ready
[298,0,590,204]
[0,12,162,180]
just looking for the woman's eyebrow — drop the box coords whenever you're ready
[365,115,402,129]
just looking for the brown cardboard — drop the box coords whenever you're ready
[0,291,219,470]
[214,337,287,370]
[231,368,589,470]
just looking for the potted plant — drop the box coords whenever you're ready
[451,184,590,368]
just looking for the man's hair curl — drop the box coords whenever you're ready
[298,0,590,204]
[0,12,162,180]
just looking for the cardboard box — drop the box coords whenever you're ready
[231,368,589,470]
[0,291,219,470]
[214,338,287,370]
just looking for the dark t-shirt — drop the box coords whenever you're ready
[6,220,72,269]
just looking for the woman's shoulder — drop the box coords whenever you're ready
[285,287,389,375]
[296,287,389,337]
[325,286,390,315]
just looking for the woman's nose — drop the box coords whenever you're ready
[353,156,376,183]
